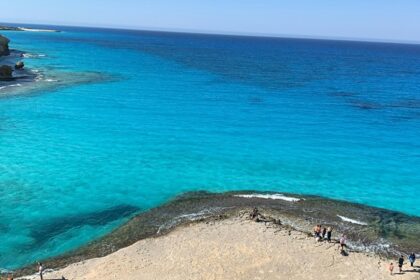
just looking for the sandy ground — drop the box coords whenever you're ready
[19,217,419,280]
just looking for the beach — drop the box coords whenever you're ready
[17,215,419,280]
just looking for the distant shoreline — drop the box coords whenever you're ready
[0,25,60,32]
[1,22,420,45]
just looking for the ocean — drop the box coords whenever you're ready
[0,25,419,269]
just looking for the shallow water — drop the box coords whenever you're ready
[0,25,419,269]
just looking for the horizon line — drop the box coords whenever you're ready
[2,20,420,46]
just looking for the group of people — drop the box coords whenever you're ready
[388,253,417,275]
[313,224,349,255]
[314,224,418,276]
[313,224,333,242]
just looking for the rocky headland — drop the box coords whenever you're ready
[11,191,420,280]
[1,25,61,84]
[8,190,420,278]
[0,33,31,82]
[1,31,107,96]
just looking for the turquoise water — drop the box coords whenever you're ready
[0,25,419,269]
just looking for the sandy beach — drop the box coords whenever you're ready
[18,215,419,280]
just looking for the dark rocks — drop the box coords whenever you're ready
[0,34,15,80]
[0,25,22,31]
[0,65,13,80]
[0,34,10,56]
[0,35,27,81]
[15,61,24,69]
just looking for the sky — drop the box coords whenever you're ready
[1,0,420,43]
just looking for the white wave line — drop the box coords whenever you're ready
[337,215,368,225]
[234,193,302,202]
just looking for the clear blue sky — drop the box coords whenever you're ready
[2,0,420,42]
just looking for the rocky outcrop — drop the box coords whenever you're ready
[15,61,24,69]
[0,33,33,83]
[0,34,10,56]
[0,25,22,31]
[0,65,13,80]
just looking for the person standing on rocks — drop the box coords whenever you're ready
[321,227,327,239]
[326,227,332,242]
[37,262,44,280]
[408,253,416,267]
[339,234,347,250]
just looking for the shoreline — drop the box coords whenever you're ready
[9,191,420,277]
[17,214,419,280]
[0,25,60,32]
[1,31,41,92]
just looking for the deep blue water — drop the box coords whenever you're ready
[0,25,419,269]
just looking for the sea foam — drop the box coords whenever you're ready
[18,27,58,32]
[0,84,22,91]
[234,193,302,202]
[337,215,368,225]
[23,53,46,58]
